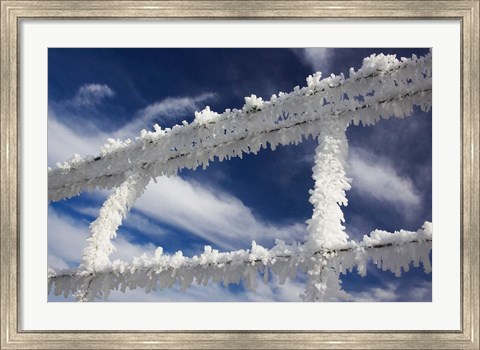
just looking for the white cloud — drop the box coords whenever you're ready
[138,93,215,122]
[348,279,431,302]
[120,212,168,238]
[48,117,307,253]
[348,147,421,209]
[71,206,100,218]
[71,83,115,107]
[293,48,334,73]
[133,176,307,251]
[244,275,306,302]
[48,110,109,165]
[406,281,432,301]
[112,93,216,140]
[349,283,399,302]
[47,254,70,270]
[48,208,90,268]
[111,235,157,263]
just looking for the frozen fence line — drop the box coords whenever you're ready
[48,53,431,202]
[48,223,432,301]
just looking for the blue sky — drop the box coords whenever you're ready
[48,48,432,302]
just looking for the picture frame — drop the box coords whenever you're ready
[1,1,478,349]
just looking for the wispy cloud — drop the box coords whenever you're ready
[47,109,109,165]
[70,83,115,107]
[348,147,421,209]
[244,275,306,302]
[111,234,157,263]
[349,279,432,302]
[405,281,432,301]
[48,208,90,268]
[113,92,216,140]
[349,282,399,302]
[292,48,334,73]
[138,93,215,122]
[134,176,307,251]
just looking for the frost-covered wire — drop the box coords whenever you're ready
[48,53,432,202]
[306,117,352,251]
[81,170,150,273]
[48,222,432,301]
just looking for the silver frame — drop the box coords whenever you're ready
[1,1,478,348]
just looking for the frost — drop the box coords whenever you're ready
[80,170,150,274]
[100,138,132,156]
[306,72,322,90]
[194,106,219,124]
[48,223,432,301]
[243,94,264,113]
[48,52,431,202]
[306,117,352,251]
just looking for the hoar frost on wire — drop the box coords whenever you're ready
[80,170,150,273]
[306,117,352,251]
[48,52,431,202]
[49,223,432,301]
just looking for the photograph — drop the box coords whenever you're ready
[47,48,433,302]
[2,1,476,347]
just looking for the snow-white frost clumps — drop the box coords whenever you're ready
[306,72,322,91]
[100,138,132,156]
[243,95,264,113]
[306,117,352,251]
[194,106,219,124]
[55,153,85,171]
[356,221,432,277]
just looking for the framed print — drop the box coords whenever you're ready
[1,1,479,349]
[45,46,435,305]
